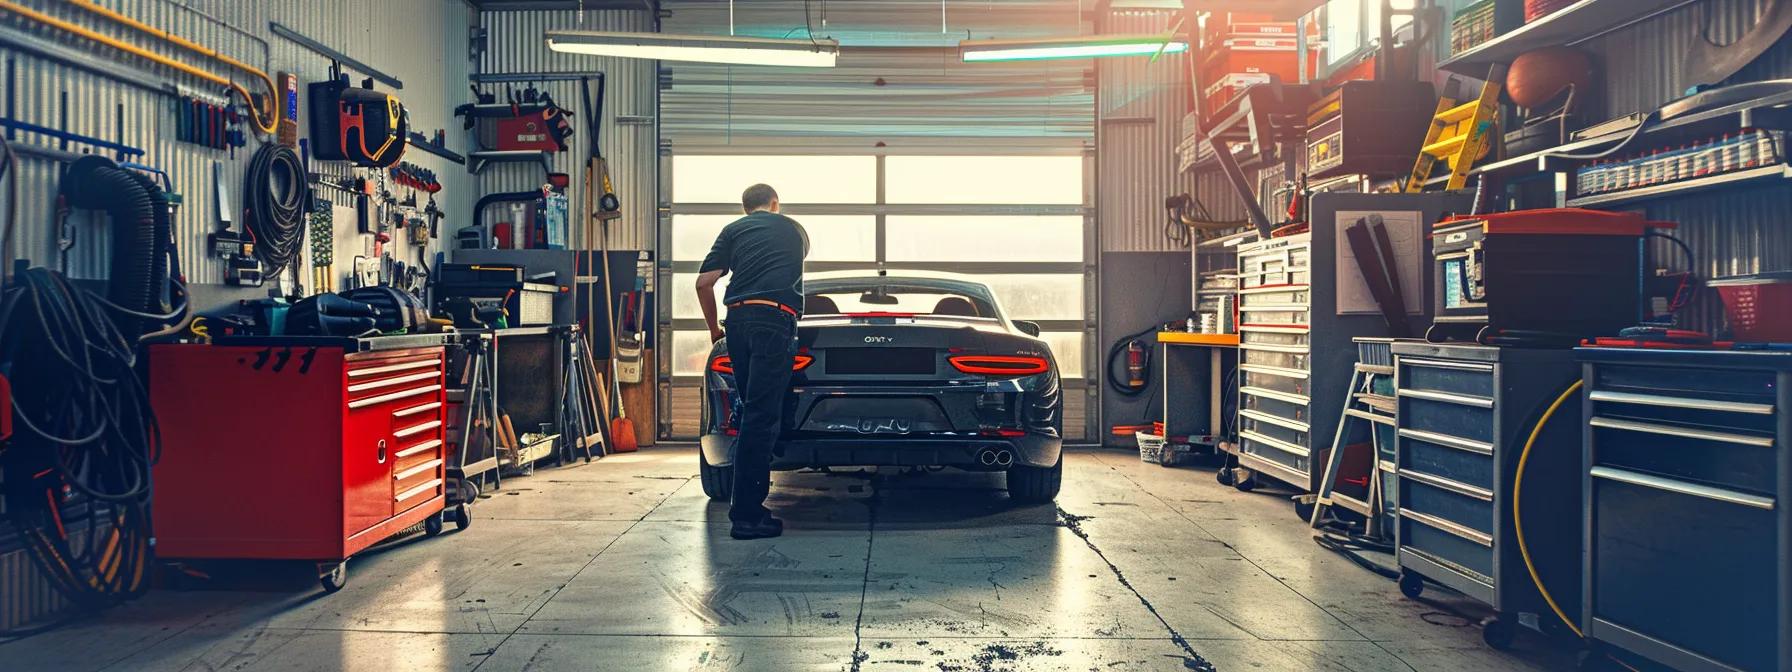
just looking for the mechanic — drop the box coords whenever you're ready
[695,183,810,540]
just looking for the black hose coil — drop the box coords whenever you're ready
[242,144,308,279]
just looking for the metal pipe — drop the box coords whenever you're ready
[160,0,272,71]
[0,0,279,134]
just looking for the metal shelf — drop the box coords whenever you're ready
[1438,0,1698,75]
[1565,163,1792,209]
[1182,0,1328,21]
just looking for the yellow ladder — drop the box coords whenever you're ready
[1403,64,1506,193]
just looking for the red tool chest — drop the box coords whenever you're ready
[148,334,457,590]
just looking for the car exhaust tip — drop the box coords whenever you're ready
[995,450,1014,467]
[979,449,998,466]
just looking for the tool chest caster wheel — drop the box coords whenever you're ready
[1398,569,1425,599]
[320,562,348,593]
[424,512,445,537]
[1482,617,1517,650]
[453,504,472,531]
[1292,498,1316,523]
[1216,468,1236,486]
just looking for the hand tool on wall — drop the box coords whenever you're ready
[580,74,621,222]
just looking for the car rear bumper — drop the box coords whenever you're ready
[700,433,1061,471]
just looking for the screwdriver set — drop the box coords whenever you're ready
[173,93,247,154]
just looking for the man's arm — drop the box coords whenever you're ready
[696,269,726,343]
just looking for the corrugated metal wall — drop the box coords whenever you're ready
[1582,0,1792,335]
[0,0,481,631]
[1095,7,1246,254]
[474,8,659,250]
[2,0,477,285]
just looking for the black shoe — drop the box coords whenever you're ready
[730,517,783,540]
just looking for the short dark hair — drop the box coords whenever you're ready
[742,184,778,212]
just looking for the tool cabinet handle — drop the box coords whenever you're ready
[1241,343,1310,354]
[348,385,441,409]
[394,420,443,438]
[1399,357,1495,372]
[1399,468,1494,502]
[1590,416,1774,448]
[1239,409,1311,433]
[1240,385,1309,405]
[396,479,443,503]
[1240,430,1310,457]
[347,371,440,393]
[395,439,442,459]
[395,458,444,481]
[1400,509,1494,547]
[1588,390,1774,416]
[1590,466,1775,510]
[1397,428,1494,456]
[394,402,443,417]
[346,358,441,377]
[376,439,387,464]
[1399,388,1495,409]
[1240,364,1309,380]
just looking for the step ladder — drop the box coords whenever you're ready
[1402,64,1507,193]
[1308,344,1398,539]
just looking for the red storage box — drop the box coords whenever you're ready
[1203,38,1322,81]
[1711,272,1792,343]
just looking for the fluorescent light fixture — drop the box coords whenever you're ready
[546,30,839,67]
[960,35,1188,62]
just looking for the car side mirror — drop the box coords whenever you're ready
[1013,320,1041,336]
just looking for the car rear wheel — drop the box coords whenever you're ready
[699,451,734,501]
[1006,457,1063,503]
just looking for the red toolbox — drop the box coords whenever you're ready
[148,334,463,592]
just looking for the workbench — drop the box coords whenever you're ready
[1155,332,1238,458]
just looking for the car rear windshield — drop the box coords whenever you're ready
[804,286,997,318]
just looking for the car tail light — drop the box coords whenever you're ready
[709,354,814,374]
[949,355,1050,376]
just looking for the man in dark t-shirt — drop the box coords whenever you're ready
[696,183,809,539]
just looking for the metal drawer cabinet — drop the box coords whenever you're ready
[1391,342,1581,650]
[1578,349,1790,672]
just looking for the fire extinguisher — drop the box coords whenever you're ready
[1125,340,1147,388]
[1107,327,1157,397]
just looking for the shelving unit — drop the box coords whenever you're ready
[1566,163,1792,208]
[407,132,466,165]
[1438,0,1699,75]
[1182,0,1328,21]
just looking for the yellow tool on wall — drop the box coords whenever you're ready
[1403,64,1507,193]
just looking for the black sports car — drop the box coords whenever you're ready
[698,271,1065,503]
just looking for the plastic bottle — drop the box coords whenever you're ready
[1719,133,1738,173]
[1740,128,1760,168]
[1662,147,1682,183]
[1760,128,1781,165]
[1676,144,1694,182]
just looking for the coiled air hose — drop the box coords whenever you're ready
[1106,326,1157,397]
[242,144,308,282]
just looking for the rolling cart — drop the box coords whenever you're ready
[149,334,467,592]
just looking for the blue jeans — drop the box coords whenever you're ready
[724,305,796,524]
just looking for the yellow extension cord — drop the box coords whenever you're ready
[1513,379,1584,638]
[0,0,280,134]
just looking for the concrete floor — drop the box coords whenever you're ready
[0,447,1579,671]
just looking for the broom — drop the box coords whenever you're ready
[585,140,635,453]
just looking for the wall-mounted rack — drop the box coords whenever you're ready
[408,132,466,165]
[269,22,403,89]
[1439,0,1699,75]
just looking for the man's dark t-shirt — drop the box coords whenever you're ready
[699,211,809,313]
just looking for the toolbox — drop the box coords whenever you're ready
[1392,342,1582,649]
[1429,209,1656,345]
[1576,347,1789,672]
[1228,192,1470,497]
[1305,80,1439,179]
[148,334,462,592]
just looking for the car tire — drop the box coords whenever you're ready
[699,450,734,501]
[1007,457,1063,504]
